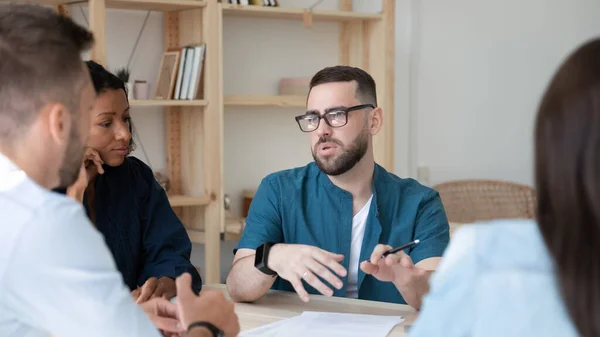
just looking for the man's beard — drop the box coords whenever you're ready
[312,129,368,176]
[57,123,85,188]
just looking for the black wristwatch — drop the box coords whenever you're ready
[187,321,224,337]
[254,242,278,276]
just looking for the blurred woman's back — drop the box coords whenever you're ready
[409,38,600,337]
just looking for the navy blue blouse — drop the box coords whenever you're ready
[56,156,202,294]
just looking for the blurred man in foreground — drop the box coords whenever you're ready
[0,4,239,337]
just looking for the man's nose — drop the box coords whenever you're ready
[316,118,332,138]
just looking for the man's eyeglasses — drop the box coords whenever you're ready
[294,104,375,132]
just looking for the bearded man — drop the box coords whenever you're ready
[226,66,450,310]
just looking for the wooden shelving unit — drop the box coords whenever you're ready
[221,3,382,22]
[130,99,209,107]
[168,195,211,207]
[42,0,394,284]
[224,95,305,107]
[36,0,206,11]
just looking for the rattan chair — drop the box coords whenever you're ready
[432,179,537,224]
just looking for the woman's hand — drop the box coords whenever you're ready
[66,148,104,202]
[133,277,177,304]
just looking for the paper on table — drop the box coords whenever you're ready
[239,311,403,337]
[239,318,291,337]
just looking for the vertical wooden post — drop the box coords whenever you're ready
[201,0,224,285]
[339,1,395,171]
[175,7,204,232]
[338,0,352,65]
[165,12,182,196]
[367,0,395,171]
[164,12,183,222]
[88,0,107,66]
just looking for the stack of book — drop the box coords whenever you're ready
[227,0,279,6]
[172,44,206,100]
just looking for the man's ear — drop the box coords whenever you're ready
[369,107,383,135]
[46,103,71,146]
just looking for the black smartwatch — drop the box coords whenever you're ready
[254,242,278,276]
[187,321,224,337]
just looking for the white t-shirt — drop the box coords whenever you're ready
[0,153,161,337]
[346,194,373,299]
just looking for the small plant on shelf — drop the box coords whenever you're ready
[115,67,131,83]
[114,67,135,100]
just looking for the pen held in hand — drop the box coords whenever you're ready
[382,239,420,257]
[363,239,420,264]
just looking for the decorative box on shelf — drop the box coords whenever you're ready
[278,77,310,96]
[242,189,256,217]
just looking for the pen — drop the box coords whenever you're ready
[363,239,420,263]
[382,239,420,257]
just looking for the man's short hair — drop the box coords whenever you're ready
[309,65,378,106]
[0,3,94,140]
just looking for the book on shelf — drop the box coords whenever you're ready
[226,0,279,6]
[171,44,206,100]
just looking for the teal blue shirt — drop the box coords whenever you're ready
[235,162,450,304]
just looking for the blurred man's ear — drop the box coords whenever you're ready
[368,107,383,135]
[46,103,71,147]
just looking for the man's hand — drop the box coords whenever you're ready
[268,244,347,302]
[139,297,185,337]
[176,273,240,337]
[134,277,177,303]
[66,148,104,202]
[360,244,432,309]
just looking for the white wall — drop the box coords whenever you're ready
[410,0,600,187]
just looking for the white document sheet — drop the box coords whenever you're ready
[240,311,403,337]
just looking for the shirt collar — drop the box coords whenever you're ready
[0,151,27,191]
[316,162,383,200]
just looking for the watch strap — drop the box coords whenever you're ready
[187,321,223,337]
[255,242,278,276]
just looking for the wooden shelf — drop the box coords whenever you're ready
[33,0,206,11]
[168,195,211,207]
[222,4,382,22]
[107,0,206,11]
[186,229,205,244]
[224,95,305,107]
[185,218,244,244]
[224,217,245,240]
[130,99,208,107]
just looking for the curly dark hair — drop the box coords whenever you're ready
[85,60,136,154]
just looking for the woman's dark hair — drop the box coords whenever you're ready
[85,60,136,154]
[535,38,600,337]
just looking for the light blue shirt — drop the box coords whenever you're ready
[0,153,161,337]
[409,219,579,337]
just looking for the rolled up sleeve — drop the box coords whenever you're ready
[409,190,451,264]
[234,176,283,254]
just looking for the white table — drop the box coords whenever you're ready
[204,284,418,336]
